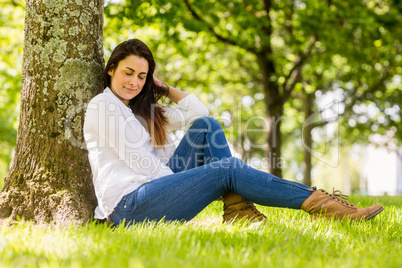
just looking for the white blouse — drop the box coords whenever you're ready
[83,87,209,219]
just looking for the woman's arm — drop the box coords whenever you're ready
[153,76,209,131]
[154,76,188,104]
[166,85,189,104]
[84,94,174,179]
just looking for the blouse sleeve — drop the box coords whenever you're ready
[162,94,209,131]
[84,95,174,179]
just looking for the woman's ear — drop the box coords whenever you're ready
[107,64,115,76]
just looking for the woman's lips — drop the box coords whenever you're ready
[124,86,136,92]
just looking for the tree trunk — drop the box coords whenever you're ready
[302,93,315,186]
[257,55,284,178]
[264,112,284,178]
[0,0,104,225]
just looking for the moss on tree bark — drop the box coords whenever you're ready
[0,0,104,225]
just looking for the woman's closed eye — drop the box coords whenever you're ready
[125,72,145,80]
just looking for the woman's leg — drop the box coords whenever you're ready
[166,116,267,222]
[167,116,232,173]
[110,157,313,226]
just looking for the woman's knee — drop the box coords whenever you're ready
[213,157,245,168]
[228,156,245,167]
[192,116,221,130]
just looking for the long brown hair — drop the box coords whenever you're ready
[103,39,169,148]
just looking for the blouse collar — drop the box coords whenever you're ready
[104,87,131,110]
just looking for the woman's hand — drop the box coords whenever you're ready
[153,75,189,103]
[153,75,163,87]
[153,75,169,97]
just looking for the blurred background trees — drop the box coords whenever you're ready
[0,0,24,189]
[1,0,401,193]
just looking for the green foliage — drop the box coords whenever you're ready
[104,1,269,162]
[108,0,402,167]
[1,0,401,187]
[0,1,24,186]
[298,0,402,146]
[0,195,401,267]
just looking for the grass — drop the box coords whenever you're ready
[0,195,401,268]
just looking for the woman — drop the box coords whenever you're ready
[84,39,384,227]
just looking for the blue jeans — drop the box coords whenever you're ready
[110,117,313,226]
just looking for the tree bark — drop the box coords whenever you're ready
[0,0,104,225]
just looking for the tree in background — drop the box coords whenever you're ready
[109,0,401,183]
[124,0,315,178]
[0,0,104,224]
[291,0,402,186]
[0,0,400,225]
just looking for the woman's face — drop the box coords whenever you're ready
[108,55,149,106]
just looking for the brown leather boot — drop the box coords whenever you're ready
[222,192,267,223]
[301,188,384,220]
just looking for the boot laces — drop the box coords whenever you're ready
[243,201,267,218]
[329,188,354,207]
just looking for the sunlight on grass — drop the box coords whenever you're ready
[0,195,401,267]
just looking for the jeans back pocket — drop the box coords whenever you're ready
[116,194,130,209]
